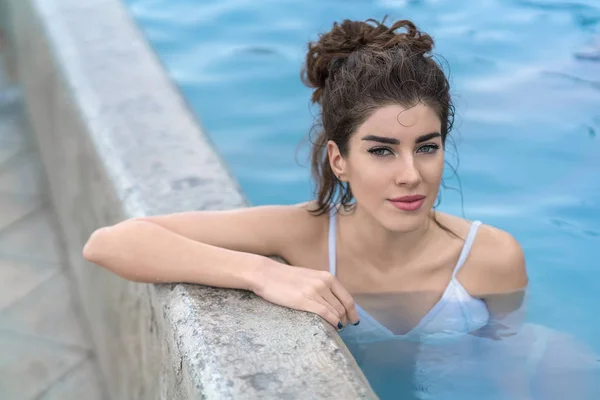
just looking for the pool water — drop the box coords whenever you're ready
[124,0,600,397]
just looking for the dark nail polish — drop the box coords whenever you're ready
[337,322,343,330]
[353,321,360,326]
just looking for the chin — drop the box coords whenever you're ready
[380,211,430,233]
[384,217,427,233]
[380,201,432,233]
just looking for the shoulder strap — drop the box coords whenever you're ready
[328,207,337,276]
[452,220,482,278]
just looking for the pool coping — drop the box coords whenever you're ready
[1,0,377,398]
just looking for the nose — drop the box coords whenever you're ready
[394,156,422,188]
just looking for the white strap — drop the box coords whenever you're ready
[452,220,482,278]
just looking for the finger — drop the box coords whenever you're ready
[311,293,344,326]
[320,289,349,325]
[328,276,360,325]
[304,300,343,329]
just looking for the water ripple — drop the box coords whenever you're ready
[543,70,600,90]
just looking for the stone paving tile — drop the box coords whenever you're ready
[0,256,60,311]
[0,192,44,232]
[0,57,8,87]
[0,139,27,166]
[0,206,63,264]
[0,150,45,196]
[0,271,90,349]
[0,92,28,145]
[0,51,106,400]
[37,358,108,400]
[0,332,89,400]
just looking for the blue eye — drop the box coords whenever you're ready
[417,144,440,154]
[368,147,393,157]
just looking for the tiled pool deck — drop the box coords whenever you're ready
[0,53,107,399]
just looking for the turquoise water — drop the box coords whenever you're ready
[124,0,600,397]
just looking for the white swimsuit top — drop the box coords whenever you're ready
[328,207,490,343]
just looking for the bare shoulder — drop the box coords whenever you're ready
[239,200,329,266]
[466,222,528,296]
[273,201,330,264]
[267,201,328,246]
[435,213,528,296]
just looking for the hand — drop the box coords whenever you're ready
[251,261,360,329]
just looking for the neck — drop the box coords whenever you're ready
[340,204,434,271]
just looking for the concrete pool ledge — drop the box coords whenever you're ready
[2,0,377,398]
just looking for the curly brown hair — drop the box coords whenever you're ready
[301,17,455,218]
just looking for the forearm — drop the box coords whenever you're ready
[83,220,270,290]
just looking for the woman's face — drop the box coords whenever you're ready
[328,103,445,232]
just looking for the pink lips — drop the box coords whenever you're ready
[389,195,426,211]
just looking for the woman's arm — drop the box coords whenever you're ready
[83,204,311,284]
[82,203,360,327]
[461,226,532,397]
[83,219,270,290]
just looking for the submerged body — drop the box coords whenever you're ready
[328,208,490,341]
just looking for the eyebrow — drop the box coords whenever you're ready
[361,132,441,145]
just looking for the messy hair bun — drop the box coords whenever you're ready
[303,18,435,104]
[301,17,454,220]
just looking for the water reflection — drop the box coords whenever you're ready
[342,290,600,400]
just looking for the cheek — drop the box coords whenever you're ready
[346,155,387,190]
[421,154,445,183]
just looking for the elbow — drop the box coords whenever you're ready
[82,226,113,264]
[83,218,150,262]
[82,219,157,281]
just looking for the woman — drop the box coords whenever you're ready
[83,17,530,395]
